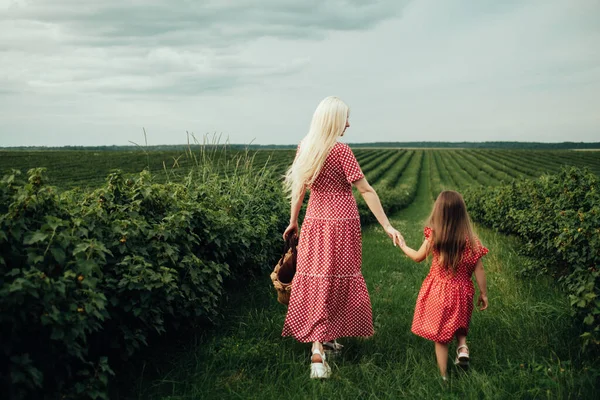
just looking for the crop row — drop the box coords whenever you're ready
[464,167,600,352]
[364,150,407,186]
[355,151,424,224]
[1,148,599,192]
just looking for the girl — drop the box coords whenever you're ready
[281,96,404,379]
[399,190,489,380]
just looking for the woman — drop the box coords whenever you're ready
[281,96,404,379]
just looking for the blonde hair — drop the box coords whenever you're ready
[427,190,478,274]
[284,96,349,200]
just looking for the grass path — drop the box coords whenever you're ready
[125,154,597,399]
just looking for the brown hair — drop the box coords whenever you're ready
[427,190,477,274]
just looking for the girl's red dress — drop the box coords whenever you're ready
[282,142,373,342]
[411,227,488,343]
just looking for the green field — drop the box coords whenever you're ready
[2,147,600,190]
[111,151,597,399]
[2,147,599,399]
[0,148,292,189]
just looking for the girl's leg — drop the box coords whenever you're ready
[434,342,449,377]
[454,333,470,368]
[456,334,468,354]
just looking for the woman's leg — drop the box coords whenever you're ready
[434,342,449,377]
[311,341,324,362]
[310,340,331,379]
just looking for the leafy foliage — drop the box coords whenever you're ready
[465,167,600,352]
[0,165,287,399]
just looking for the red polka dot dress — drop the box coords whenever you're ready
[282,142,374,343]
[411,227,489,344]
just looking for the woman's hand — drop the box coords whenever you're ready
[283,222,298,240]
[477,293,488,311]
[384,225,404,247]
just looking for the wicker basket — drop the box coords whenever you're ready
[270,268,292,305]
[271,235,297,306]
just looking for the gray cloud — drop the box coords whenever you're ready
[1,0,599,146]
[5,1,404,39]
[0,1,406,95]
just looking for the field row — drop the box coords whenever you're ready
[1,148,599,193]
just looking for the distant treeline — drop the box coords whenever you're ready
[347,141,600,149]
[2,141,600,151]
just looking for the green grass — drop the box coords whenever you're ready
[1,148,599,190]
[118,153,597,400]
[0,148,295,189]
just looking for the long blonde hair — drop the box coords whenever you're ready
[284,96,349,200]
[427,190,478,274]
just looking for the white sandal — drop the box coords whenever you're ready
[323,340,343,359]
[323,340,343,351]
[454,344,470,367]
[310,348,331,379]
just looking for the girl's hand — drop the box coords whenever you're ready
[283,222,298,240]
[477,293,488,311]
[384,225,404,247]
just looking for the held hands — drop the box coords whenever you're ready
[477,293,488,311]
[384,225,405,247]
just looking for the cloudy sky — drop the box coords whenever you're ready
[1,0,599,146]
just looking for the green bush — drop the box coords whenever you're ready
[0,165,287,399]
[465,167,600,352]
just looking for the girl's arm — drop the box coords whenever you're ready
[399,239,430,262]
[354,177,403,246]
[474,260,488,310]
[282,185,306,239]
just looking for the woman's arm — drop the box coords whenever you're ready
[283,185,306,239]
[474,260,488,310]
[353,177,403,246]
[399,239,430,262]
